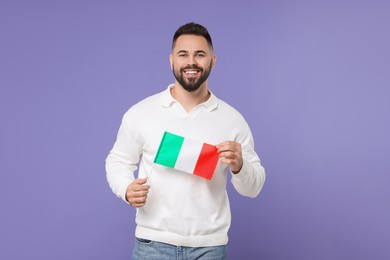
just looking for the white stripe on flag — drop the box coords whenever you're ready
[174,137,203,174]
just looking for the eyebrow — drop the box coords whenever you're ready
[176,50,207,55]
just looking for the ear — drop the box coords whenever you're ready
[211,55,217,69]
[169,54,173,70]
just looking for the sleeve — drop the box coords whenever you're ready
[230,125,266,198]
[105,111,143,203]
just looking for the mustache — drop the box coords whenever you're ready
[180,65,203,72]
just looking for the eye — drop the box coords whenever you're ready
[178,53,187,57]
[196,53,205,57]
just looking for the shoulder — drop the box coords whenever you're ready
[211,94,253,142]
[214,96,248,125]
[123,91,163,119]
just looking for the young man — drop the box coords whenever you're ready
[106,22,266,260]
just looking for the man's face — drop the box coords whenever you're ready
[170,35,216,92]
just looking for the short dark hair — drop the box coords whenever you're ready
[172,22,213,50]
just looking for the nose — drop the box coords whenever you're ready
[187,54,197,66]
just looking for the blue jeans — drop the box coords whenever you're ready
[132,237,227,260]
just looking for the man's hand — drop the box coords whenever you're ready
[217,141,243,174]
[126,177,150,208]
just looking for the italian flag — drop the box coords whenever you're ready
[154,132,219,180]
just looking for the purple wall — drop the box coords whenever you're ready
[1,1,389,259]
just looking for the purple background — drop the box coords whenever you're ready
[1,0,389,259]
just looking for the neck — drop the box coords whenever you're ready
[171,82,210,112]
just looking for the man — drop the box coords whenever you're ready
[106,22,266,260]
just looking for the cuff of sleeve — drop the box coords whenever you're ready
[118,180,133,204]
[230,161,249,182]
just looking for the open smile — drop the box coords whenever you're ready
[182,68,201,78]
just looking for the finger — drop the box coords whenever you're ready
[132,202,146,208]
[216,142,229,151]
[131,195,148,203]
[217,141,233,148]
[131,200,146,208]
[219,151,236,159]
[129,195,148,206]
[220,158,237,164]
[217,142,239,153]
[219,158,229,164]
[133,177,148,185]
[131,189,149,198]
[130,183,150,193]
[134,184,150,191]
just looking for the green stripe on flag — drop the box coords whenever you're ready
[154,132,184,168]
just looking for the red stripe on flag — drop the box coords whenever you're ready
[193,143,219,180]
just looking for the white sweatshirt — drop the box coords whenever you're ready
[105,85,266,247]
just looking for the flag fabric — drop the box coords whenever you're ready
[154,131,219,180]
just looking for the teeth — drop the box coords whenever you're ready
[185,71,198,74]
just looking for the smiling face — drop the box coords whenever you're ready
[170,35,216,92]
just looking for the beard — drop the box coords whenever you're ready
[172,61,213,92]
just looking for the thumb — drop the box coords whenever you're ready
[140,177,148,184]
[134,177,148,184]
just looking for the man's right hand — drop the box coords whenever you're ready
[126,177,150,208]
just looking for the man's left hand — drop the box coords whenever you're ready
[216,141,243,174]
